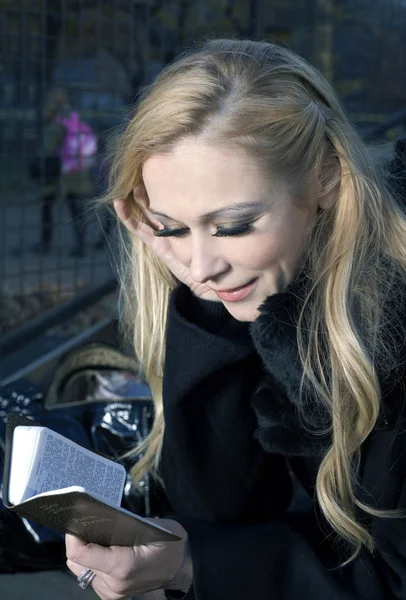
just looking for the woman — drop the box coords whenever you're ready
[66,40,406,599]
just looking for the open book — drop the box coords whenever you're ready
[2,413,179,546]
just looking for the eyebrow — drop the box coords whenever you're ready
[148,201,267,223]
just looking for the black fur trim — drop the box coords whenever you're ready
[249,278,331,456]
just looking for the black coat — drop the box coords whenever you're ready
[160,280,406,600]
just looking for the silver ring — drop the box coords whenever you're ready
[77,567,96,590]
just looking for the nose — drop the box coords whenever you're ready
[189,235,229,284]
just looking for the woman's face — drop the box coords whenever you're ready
[142,138,322,322]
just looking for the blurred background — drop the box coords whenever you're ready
[1,0,406,382]
[0,1,405,598]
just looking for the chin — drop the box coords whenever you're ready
[222,301,262,323]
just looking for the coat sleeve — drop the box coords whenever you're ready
[172,420,406,600]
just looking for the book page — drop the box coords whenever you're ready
[22,428,126,506]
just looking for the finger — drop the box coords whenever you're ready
[66,557,104,580]
[132,186,164,231]
[67,560,120,600]
[65,534,117,575]
[145,212,163,231]
[67,559,134,600]
[113,198,156,242]
[65,533,86,556]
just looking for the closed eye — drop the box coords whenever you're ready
[153,227,190,238]
[153,221,255,239]
[213,221,254,237]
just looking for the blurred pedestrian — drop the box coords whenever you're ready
[30,87,65,255]
[57,108,97,257]
[31,88,97,257]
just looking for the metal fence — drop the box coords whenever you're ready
[1,0,406,341]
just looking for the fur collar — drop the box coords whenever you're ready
[248,276,402,457]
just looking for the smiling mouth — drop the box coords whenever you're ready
[213,279,257,302]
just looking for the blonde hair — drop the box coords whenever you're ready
[103,39,406,560]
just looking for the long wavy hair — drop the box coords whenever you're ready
[102,39,406,559]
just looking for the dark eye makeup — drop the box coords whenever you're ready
[213,222,254,237]
[153,226,190,238]
[153,220,255,239]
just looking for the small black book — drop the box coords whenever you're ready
[2,413,179,547]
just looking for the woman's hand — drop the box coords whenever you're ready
[114,194,219,301]
[66,518,192,600]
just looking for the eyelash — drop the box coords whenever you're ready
[153,222,254,239]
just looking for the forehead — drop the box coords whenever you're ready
[142,139,271,219]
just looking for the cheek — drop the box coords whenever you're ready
[231,229,297,270]
[235,236,277,269]
[243,211,313,269]
[166,238,191,265]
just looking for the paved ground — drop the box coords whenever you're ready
[0,569,98,600]
[1,194,112,294]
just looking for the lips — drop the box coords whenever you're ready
[213,279,257,302]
